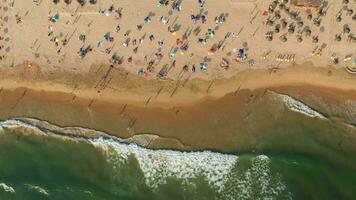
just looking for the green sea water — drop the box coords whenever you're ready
[0,93,356,199]
[0,118,355,200]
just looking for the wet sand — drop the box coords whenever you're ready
[0,63,355,152]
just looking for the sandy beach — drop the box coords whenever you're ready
[0,0,355,151]
[0,62,355,152]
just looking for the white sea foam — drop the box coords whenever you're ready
[273,92,325,119]
[0,182,16,194]
[221,155,292,200]
[0,119,291,199]
[0,119,40,131]
[90,137,238,192]
[25,184,49,196]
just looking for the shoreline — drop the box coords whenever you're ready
[0,63,356,152]
[0,62,355,107]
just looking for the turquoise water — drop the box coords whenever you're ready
[0,117,355,200]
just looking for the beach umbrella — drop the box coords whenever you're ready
[297,21,303,29]
[313,18,321,27]
[103,32,110,41]
[319,26,325,33]
[343,24,350,34]
[89,0,97,4]
[53,0,60,4]
[304,28,311,37]
[281,19,288,28]
[297,35,303,43]
[278,3,285,10]
[312,36,319,43]
[52,14,60,22]
[288,24,295,34]
[64,0,72,4]
[336,15,342,22]
[346,9,353,16]
[279,35,287,42]
[265,31,273,41]
[266,18,274,26]
[199,63,207,70]
[334,34,342,42]
[77,0,86,6]
[307,13,313,20]
[274,24,280,33]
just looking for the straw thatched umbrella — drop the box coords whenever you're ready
[53,0,60,4]
[64,0,72,4]
[342,0,349,4]
[89,0,97,4]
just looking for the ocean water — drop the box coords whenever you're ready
[0,93,356,199]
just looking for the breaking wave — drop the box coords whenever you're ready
[24,184,49,196]
[272,92,325,119]
[90,137,237,192]
[0,118,292,199]
[0,182,15,194]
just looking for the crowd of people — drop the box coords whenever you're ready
[1,0,355,81]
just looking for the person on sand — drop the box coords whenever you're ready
[172,60,176,67]
[192,64,196,72]
[128,57,132,64]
